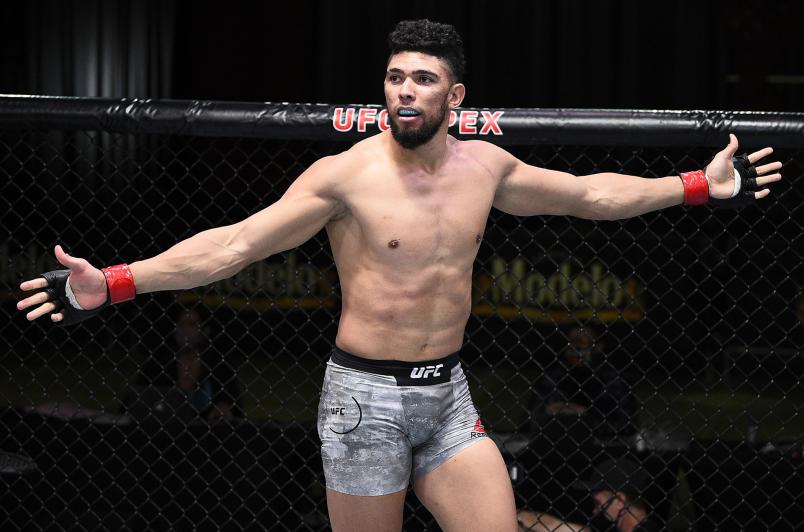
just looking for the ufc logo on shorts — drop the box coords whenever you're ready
[410,364,444,379]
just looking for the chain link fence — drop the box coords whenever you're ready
[1,98,803,531]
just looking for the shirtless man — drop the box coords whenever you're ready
[17,19,781,532]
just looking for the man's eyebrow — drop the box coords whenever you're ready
[386,68,440,79]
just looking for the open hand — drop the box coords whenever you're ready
[17,245,107,322]
[706,134,782,200]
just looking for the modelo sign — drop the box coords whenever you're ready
[473,257,644,323]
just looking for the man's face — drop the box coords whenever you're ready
[384,51,463,150]
[592,490,624,522]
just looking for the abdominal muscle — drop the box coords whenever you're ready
[334,263,473,362]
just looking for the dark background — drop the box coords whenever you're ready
[1,0,802,423]
[2,2,803,529]
[1,0,803,110]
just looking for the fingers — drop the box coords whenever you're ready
[733,143,782,202]
[17,291,51,311]
[748,147,773,164]
[755,161,783,176]
[20,278,48,292]
[52,312,64,323]
[54,244,86,271]
[756,173,782,187]
[753,174,782,199]
[25,301,58,321]
[751,155,782,199]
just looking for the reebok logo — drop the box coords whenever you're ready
[470,418,487,439]
[409,364,444,379]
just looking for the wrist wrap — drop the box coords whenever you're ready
[679,170,709,205]
[101,264,136,304]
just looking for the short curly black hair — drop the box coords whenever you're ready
[387,19,466,83]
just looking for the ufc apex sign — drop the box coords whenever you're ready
[332,107,504,135]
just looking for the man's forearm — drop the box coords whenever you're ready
[129,223,252,294]
[585,173,685,220]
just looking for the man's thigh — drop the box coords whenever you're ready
[326,487,407,532]
[413,438,518,532]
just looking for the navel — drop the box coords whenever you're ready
[475,234,481,244]
[388,239,400,249]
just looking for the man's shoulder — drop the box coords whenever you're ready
[453,137,516,175]
[304,137,380,182]
[454,137,507,157]
[333,134,386,165]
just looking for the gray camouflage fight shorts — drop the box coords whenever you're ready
[317,347,488,496]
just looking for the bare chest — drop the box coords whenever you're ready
[343,169,497,265]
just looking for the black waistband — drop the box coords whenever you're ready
[331,347,461,386]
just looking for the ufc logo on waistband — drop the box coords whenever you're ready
[410,364,444,379]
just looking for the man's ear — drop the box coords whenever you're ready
[448,83,465,108]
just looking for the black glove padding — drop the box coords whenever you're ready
[39,269,109,326]
[710,153,760,209]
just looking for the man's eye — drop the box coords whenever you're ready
[419,76,432,83]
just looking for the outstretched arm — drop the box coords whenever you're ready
[18,156,346,322]
[490,135,782,220]
[130,156,344,293]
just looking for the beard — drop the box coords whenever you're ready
[389,99,449,150]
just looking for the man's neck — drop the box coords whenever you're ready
[387,127,450,173]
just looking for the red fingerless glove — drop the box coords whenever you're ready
[679,170,709,205]
[101,264,136,304]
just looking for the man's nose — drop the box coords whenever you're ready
[399,78,415,100]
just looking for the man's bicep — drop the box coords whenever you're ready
[494,159,592,217]
[234,161,344,261]
[237,190,339,261]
